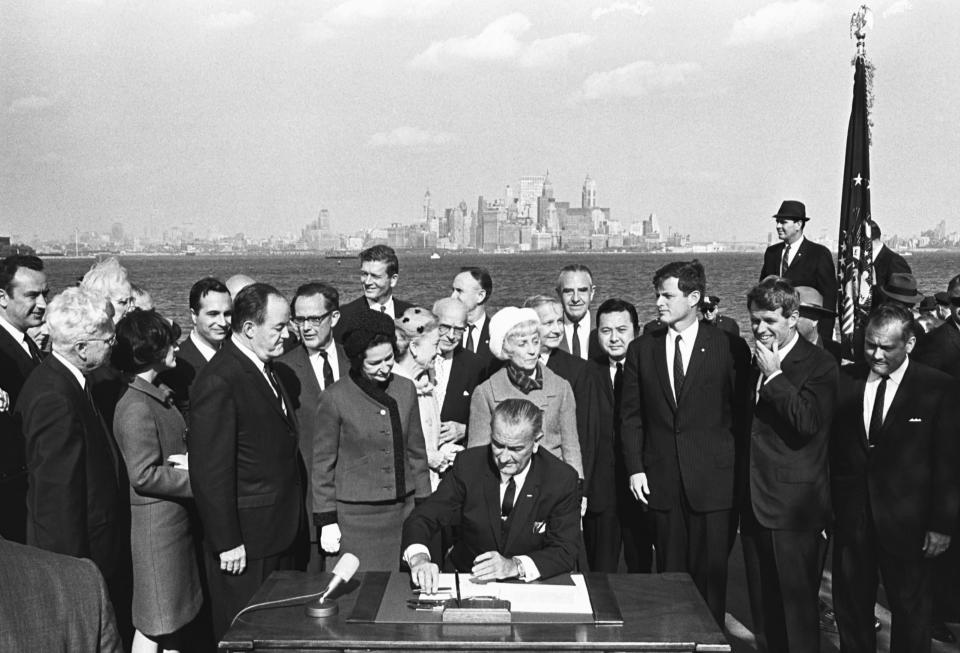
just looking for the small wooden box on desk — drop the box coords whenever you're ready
[219,571,731,652]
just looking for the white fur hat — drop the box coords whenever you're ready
[488,306,540,360]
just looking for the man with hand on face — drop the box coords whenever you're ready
[159,276,232,421]
[556,264,600,360]
[431,298,484,447]
[0,255,48,543]
[334,245,412,340]
[620,260,749,625]
[188,283,305,639]
[403,398,580,592]
[742,276,838,653]
[451,267,493,364]
[590,299,653,573]
[275,282,349,573]
[832,304,960,653]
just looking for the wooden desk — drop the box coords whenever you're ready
[220,571,730,652]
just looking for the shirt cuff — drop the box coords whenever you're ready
[403,543,431,568]
[516,555,540,582]
[763,370,782,385]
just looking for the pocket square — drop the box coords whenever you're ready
[909,418,922,423]
[462,390,470,396]
[533,521,546,534]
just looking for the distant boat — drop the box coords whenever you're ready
[901,251,913,257]
[430,252,441,260]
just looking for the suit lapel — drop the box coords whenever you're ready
[228,341,294,428]
[677,327,709,405]
[483,460,504,548]
[786,238,809,274]
[0,325,36,372]
[855,375,869,450]
[877,362,913,440]
[652,332,677,411]
[335,343,351,378]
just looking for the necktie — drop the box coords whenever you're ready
[781,243,791,276]
[24,334,41,364]
[465,324,476,353]
[673,335,685,401]
[571,322,581,358]
[380,305,387,314]
[868,375,888,446]
[613,362,624,419]
[318,350,335,389]
[501,476,516,519]
[265,365,286,414]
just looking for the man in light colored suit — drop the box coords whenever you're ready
[275,282,349,572]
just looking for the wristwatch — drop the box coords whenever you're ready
[513,556,526,580]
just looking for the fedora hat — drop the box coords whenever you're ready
[795,286,835,319]
[918,296,938,312]
[772,200,809,222]
[878,273,924,305]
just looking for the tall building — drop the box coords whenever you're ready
[519,174,546,219]
[582,175,597,209]
[537,171,555,232]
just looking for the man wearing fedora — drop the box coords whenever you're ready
[875,273,926,342]
[795,286,843,363]
[760,200,836,344]
[868,220,911,303]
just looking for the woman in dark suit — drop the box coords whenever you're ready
[313,310,431,570]
[112,311,201,653]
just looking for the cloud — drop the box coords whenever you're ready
[883,0,912,18]
[580,60,700,100]
[591,1,652,21]
[367,126,455,148]
[302,0,451,43]
[201,10,257,31]
[726,1,829,46]
[8,95,54,114]
[409,13,592,70]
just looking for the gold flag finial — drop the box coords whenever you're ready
[850,5,874,54]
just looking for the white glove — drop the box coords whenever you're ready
[320,523,341,554]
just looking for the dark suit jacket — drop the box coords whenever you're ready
[588,355,620,513]
[831,360,960,558]
[871,244,911,290]
[14,356,127,579]
[761,238,837,314]
[702,315,741,338]
[312,372,431,525]
[746,336,838,531]
[274,342,350,516]
[157,335,211,422]
[188,339,303,559]
[912,320,960,381]
[546,349,599,501]
[0,536,122,653]
[621,324,750,512]
[0,325,39,513]
[437,347,485,425]
[333,295,414,340]
[402,447,581,580]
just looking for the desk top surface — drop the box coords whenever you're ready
[220,571,731,652]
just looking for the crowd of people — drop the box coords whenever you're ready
[1,200,959,653]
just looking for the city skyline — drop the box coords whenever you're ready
[4,1,959,243]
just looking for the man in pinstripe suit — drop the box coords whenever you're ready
[621,260,750,625]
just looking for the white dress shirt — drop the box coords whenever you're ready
[434,351,453,408]
[309,341,341,391]
[403,455,542,582]
[782,235,805,269]
[189,329,218,362]
[863,357,909,434]
[608,357,624,387]
[367,296,396,318]
[666,319,699,401]
[463,312,487,352]
[0,314,31,357]
[563,313,591,360]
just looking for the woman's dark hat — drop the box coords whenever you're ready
[772,200,809,222]
[341,310,396,362]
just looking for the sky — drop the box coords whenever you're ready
[3,0,958,243]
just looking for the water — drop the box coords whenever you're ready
[42,251,957,342]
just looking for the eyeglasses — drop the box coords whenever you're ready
[291,310,335,328]
[438,324,467,336]
[85,335,117,346]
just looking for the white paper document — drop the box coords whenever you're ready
[422,573,593,614]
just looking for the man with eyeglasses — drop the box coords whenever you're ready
[16,286,132,645]
[275,282,348,572]
[431,298,485,447]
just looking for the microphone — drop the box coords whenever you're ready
[306,553,359,618]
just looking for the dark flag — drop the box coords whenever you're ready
[837,7,875,359]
